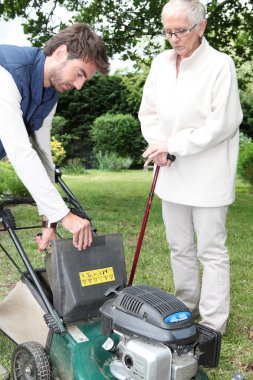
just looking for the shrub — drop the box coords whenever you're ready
[51,115,77,155]
[240,93,253,139]
[61,158,88,175]
[0,161,29,196]
[239,131,252,145]
[90,113,146,166]
[238,138,253,186]
[94,151,132,171]
[50,137,66,165]
[52,115,68,131]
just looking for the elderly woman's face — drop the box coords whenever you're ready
[163,12,206,59]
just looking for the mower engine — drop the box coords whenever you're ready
[100,285,220,380]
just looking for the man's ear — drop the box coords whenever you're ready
[53,44,68,61]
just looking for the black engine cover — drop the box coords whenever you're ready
[100,285,198,345]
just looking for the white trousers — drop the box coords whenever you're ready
[162,201,230,335]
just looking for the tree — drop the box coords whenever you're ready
[119,68,149,118]
[0,0,252,68]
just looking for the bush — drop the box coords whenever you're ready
[94,151,132,171]
[50,137,66,165]
[52,115,80,158]
[56,74,131,160]
[238,137,253,186]
[90,113,146,166]
[240,93,253,139]
[0,161,29,196]
[239,131,252,145]
[61,158,88,175]
[52,115,68,131]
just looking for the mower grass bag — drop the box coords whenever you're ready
[45,233,127,323]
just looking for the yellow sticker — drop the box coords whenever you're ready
[79,267,115,287]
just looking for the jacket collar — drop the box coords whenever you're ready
[31,49,56,105]
[169,36,208,66]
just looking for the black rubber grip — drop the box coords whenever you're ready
[167,153,176,162]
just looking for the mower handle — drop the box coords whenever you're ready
[0,167,97,334]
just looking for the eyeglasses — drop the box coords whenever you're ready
[162,23,197,39]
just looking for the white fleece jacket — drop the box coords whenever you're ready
[139,38,243,207]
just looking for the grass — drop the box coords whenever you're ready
[0,170,252,379]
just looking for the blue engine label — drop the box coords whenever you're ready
[164,311,191,324]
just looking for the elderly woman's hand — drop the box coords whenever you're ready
[143,142,173,168]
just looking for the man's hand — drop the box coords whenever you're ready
[61,211,92,251]
[143,142,173,167]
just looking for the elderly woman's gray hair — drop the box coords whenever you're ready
[161,0,206,25]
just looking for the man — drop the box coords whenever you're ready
[0,23,109,252]
[139,0,242,334]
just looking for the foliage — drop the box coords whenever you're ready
[53,73,148,161]
[94,151,132,171]
[61,158,88,175]
[119,68,148,118]
[55,74,131,159]
[237,58,253,92]
[240,92,253,139]
[52,115,68,132]
[0,161,29,196]
[239,131,252,145]
[238,140,253,186]
[50,136,66,165]
[0,0,252,70]
[51,115,73,150]
[90,113,146,165]
[57,74,128,125]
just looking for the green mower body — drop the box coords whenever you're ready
[49,319,209,380]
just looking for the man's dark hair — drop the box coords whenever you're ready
[44,23,110,75]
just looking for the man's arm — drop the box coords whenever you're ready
[30,105,57,185]
[0,66,69,222]
[0,66,92,251]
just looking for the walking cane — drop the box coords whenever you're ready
[128,165,160,286]
[128,153,176,286]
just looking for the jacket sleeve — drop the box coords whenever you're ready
[30,105,57,184]
[0,66,69,222]
[167,57,243,156]
[138,66,168,145]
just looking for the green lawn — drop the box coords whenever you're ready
[0,170,252,379]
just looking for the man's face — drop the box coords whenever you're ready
[47,46,97,93]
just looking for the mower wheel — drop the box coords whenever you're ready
[4,208,16,229]
[12,341,52,380]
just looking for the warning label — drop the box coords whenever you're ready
[79,267,115,287]
[67,325,89,343]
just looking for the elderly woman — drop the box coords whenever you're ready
[139,0,243,334]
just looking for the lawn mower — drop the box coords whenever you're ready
[0,167,221,380]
